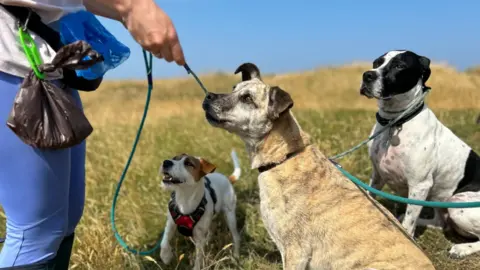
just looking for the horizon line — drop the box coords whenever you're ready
[102,61,479,81]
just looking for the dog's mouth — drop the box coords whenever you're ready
[360,85,375,99]
[205,111,227,124]
[360,85,392,100]
[162,172,183,184]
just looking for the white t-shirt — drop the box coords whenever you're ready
[0,0,85,78]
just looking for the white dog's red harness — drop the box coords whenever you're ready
[168,177,217,237]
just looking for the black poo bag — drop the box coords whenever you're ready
[7,40,104,150]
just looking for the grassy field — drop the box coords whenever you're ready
[1,62,480,269]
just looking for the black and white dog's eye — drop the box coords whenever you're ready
[395,64,405,70]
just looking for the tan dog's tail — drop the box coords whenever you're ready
[228,149,241,184]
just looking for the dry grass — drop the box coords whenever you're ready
[1,62,480,269]
[466,66,480,75]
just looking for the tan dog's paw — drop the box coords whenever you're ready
[160,246,174,264]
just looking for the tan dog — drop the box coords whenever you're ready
[201,63,435,270]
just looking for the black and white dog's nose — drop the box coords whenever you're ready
[162,160,174,169]
[363,71,378,83]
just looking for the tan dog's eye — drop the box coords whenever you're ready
[240,94,253,104]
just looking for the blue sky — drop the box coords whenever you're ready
[98,0,480,79]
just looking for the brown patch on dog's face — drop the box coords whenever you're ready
[171,154,216,182]
[199,158,216,177]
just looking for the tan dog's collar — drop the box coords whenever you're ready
[257,148,304,173]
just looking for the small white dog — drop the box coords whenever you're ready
[159,150,241,270]
[360,50,480,258]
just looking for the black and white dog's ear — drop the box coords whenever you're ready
[418,56,431,85]
[267,86,294,120]
[235,63,262,82]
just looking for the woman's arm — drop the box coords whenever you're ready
[82,0,185,65]
[83,0,133,22]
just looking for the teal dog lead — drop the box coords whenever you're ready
[111,49,480,256]
[110,51,211,256]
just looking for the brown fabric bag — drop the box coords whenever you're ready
[6,41,103,149]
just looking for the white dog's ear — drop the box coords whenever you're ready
[418,56,431,85]
[235,62,262,81]
[199,158,216,176]
[268,86,294,120]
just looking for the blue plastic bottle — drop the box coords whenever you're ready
[57,10,130,80]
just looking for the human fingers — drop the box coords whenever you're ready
[160,26,181,63]
[140,30,167,58]
[160,43,174,63]
[169,34,185,66]
[153,51,163,59]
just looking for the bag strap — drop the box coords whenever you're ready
[0,4,62,51]
[0,4,103,91]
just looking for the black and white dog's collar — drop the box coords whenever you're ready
[376,103,425,127]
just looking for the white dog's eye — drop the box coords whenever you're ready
[184,160,194,167]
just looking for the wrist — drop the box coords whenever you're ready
[113,0,135,19]
[116,0,157,18]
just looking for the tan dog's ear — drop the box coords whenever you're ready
[234,62,262,81]
[268,86,294,120]
[199,158,216,177]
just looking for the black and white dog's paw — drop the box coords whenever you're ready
[449,243,480,259]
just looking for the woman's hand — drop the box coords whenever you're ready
[121,1,185,65]
[84,0,186,66]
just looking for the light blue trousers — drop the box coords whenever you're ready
[0,71,86,267]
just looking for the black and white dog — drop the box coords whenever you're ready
[360,50,480,258]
